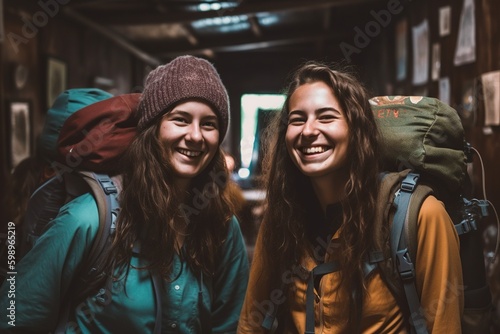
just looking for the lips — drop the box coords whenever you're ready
[300,146,330,155]
[177,148,202,157]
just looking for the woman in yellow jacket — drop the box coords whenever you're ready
[237,61,463,333]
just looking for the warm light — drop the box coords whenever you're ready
[192,15,248,29]
[238,168,251,179]
[196,2,238,13]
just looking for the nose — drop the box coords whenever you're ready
[301,118,318,137]
[186,123,203,142]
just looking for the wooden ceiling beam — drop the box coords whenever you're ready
[63,7,161,66]
[74,0,381,25]
[155,32,345,58]
[248,15,262,38]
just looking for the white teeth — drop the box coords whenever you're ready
[302,146,326,154]
[178,149,202,157]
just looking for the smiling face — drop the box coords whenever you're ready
[285,81,350,183]
[158,100,219,187]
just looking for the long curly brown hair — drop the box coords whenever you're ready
[259,61,381,329]
[98,114,234,284]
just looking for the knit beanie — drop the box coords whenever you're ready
[138,55,229,141]
[38,88,113,162]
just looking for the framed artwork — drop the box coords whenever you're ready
[412,20,429,85]
[431,43,440,81]
[439,6,451,37]
[46,56,67,108]
[7,100,32,170]
[481,71,500,126]
[395,19,408,81]
[439,77,451,105]
[454,0,476,66]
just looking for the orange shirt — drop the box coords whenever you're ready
[238,196,463,333]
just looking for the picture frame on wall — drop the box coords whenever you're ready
[481,71,500,126]
[439,77,451,105]
[395,19,408,81]
[431,43,441,81]
[439,6,451,37]
[412,19,429,85]
[7,100,32,170]
[46,56,67,108]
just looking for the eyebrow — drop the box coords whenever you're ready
[168,110,217,117]
[167,110,219,123]
[288,107,342,115]
[168,110,190,117]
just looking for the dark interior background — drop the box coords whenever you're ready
[1,0,500,326]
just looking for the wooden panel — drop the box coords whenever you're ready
[371,0,500,217]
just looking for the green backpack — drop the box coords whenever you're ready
[369,96,494,334]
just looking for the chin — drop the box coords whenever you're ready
[176,172,200,179]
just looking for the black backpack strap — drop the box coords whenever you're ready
[305,261,340,334]
[363,250,385,278]
[301,254,385,334]
[391,172,431,334]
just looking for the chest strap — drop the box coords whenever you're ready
[305,261,340,334]
[303,249,385,334]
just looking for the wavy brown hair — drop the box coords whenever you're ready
[259,61,380,329]
[95,110,234,286]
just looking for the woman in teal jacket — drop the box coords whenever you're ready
[0,55,249,333]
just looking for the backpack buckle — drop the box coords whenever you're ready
[99,179,117,195]
[455,216,478,235]
[396,249,415,281]
[400,173,419,193]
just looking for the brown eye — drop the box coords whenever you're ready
[288,117,305,125]
[202,121,218,129]
[173,117,188,124]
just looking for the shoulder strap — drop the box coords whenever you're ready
[405,183,433,265]
[76,171,119,279]
[305,261,341,334]
[390,172,432,334]
[55,171,120,332]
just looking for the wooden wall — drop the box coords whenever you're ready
[349,0,500,224]
[357,0,500,316]
[0,2,150,224]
